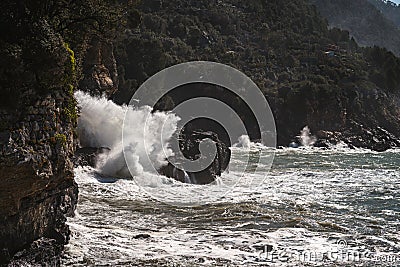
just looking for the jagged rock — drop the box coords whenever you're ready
[159,130,231,185]
[0,20,78,265]
[133,234,151,239]
[7,238,63,266]
[74,147,111,168]
[343,121,400,151]
[312,121,400,151]
[79,37,118,98]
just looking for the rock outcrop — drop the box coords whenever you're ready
[159,131,231,184]
[314,120,400,151]
[79,37,119,98]
[74,130,231,185]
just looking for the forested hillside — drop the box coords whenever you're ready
[113,0,400,149]
[311,0,400,56]
[368,0,400,27]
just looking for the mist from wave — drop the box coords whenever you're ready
[75,91,180,178]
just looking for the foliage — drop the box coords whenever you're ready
[54,133,67,144]
[310,0,400,57]
[112,0,400,144]
[367,0,400,27]
[364,46,400,92]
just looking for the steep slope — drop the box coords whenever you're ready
[311,0,400,56]
[368,0,400,27]
[113,0,400,150]
[0,18,78,265]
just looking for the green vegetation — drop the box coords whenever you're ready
[311,0,400,57]
[364,46,400,92]
[64,42,76,82]
[112,0,400,145]
[0,0,138,109]
[64,84,78,124]
[54,133,67,146]
[0,0,399,146]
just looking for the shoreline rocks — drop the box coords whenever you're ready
[159,130,231,184]
[75,130,231,185]
[294,121,400,151]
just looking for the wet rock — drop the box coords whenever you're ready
[159,130,231,185]
[312,120,400,151]
[7,238,63,266]
[158,164,188,183]
[133,234,151,239]
[313,139,331,148]
[74,147,111,168]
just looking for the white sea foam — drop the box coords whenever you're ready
[234,135,251,149]
[299,126,316,146]
[232,134,269,150]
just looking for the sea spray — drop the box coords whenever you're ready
[75,91,180,178]
[299,126,316,146]
[233,135,268,150]
[234,135,251,149]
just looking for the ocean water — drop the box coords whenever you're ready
[61,147,400,266]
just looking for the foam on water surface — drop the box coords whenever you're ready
[63,148,400,266]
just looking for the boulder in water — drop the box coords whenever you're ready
[289,142,299,148]
[159,130,231,185]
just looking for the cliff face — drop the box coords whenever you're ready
[0,20,78,264]
[0,0,140,263]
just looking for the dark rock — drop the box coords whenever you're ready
[158,164,188,183]
[159,130,231,185]
[311,120,400,151]
[342,120,400,151]
[74,147,111,168]
[133,234,151,239]
[0,16,78,266]
[7,238,63,266]
[79,37,118,98]
[313,139,330,148]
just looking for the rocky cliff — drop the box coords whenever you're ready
[0,20,78,264]
[0,0,136,263]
